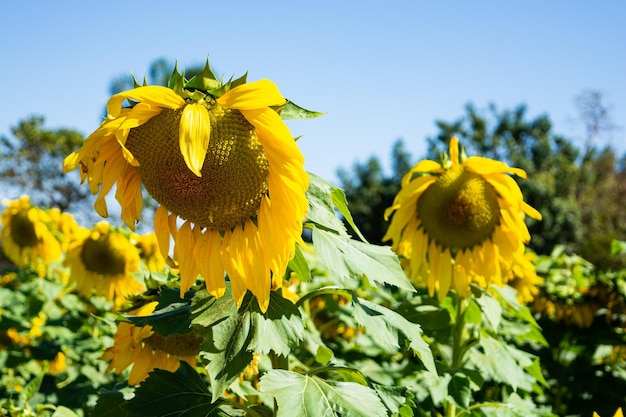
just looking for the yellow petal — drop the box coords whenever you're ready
[107,86,185,118]
[217,79,286,110]
[450,136,460,165]
[175,221,198,296]
[154,206,171,261]
[179,103,211,177]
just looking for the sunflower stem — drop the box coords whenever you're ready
[445,296,469,417]
[451,297,468,370]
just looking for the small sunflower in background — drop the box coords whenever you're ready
[64,221,145,307]
[131,232,166,273]
[45,208,82,252]
[1,195,62,271]
[384,137,542,300]
[64,60,311,312]
[101,301,201,385]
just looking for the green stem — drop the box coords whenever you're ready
[445,297,469,417]
[452,297,468,369]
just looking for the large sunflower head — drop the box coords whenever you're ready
[64,60,309,312]
[384,137,542,301]
[64,221,145,307]
[1,196,62,270]
[101,301,201,385]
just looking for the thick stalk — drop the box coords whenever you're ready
[445,297,469,417]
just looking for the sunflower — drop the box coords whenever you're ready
[131,232,166,272]
[64,61,309,312]
[507,251,543,304]
[1,195,62,270]
[64,221,145,307]
[101,301,201,385]
[384,137,542,300]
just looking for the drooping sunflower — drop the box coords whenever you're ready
[1,196,62,269]
[64,221,145,307]
[63,61,309,312]
[101,301,201,385]
[384,137,542,300]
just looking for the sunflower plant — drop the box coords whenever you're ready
[57,60,442,417]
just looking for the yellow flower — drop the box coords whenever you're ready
[101,301,201,385]
[48,351,67,375]
[384,137,541,300]
[45,208,82,252]
[1,196,62,269]
[64,221,145,307]
[131,232,166,272]
[29,312,46,338]
[507,252,543,304]
[64,63,308,312]
[593,408,624,417]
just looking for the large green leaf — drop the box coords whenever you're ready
[313,227,414,291]
[260,370,387,417]
[249,290,304,355]
[124,288,195,336]
[91,391,130,417]
[307,172,367,241]
[468,335,536,392]
[123,361,226,417]
[448,373,472,410]
[191,287,304,398]
[351,295,436,375]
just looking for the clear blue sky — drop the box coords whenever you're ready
[1,1,624,184]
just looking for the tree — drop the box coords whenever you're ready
[0,115,94,213]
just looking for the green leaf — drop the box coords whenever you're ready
[351,295,436,375]
[313,227,414,291]
[185,58,220,92]
[190,287,238,328]
[21,371,44,403]
[370,383,416,417]
[52,406,81,417]
[91,391,130,417]
[315,346,334,365]
[525,357,549,388]
[469,335,535,392]
[192,287,304,398]
[448,373,472,409]
[611,239,626,256]
[306,173,366,241]
[249,290,304,355]
[261,370,387,417]
[124,288,194,336]
[397,299,451,330]
[124,361,223,417]
[192,287,252,397]
[288,245,311,281]
[279,101,325,119]
[306,173,351,236]
[474,292,502,331]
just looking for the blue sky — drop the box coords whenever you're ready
[1,1,624,184]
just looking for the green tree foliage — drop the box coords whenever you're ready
[0,116,92,212]
[336,140,412,244]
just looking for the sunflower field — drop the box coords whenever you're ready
[1,60,625,417]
